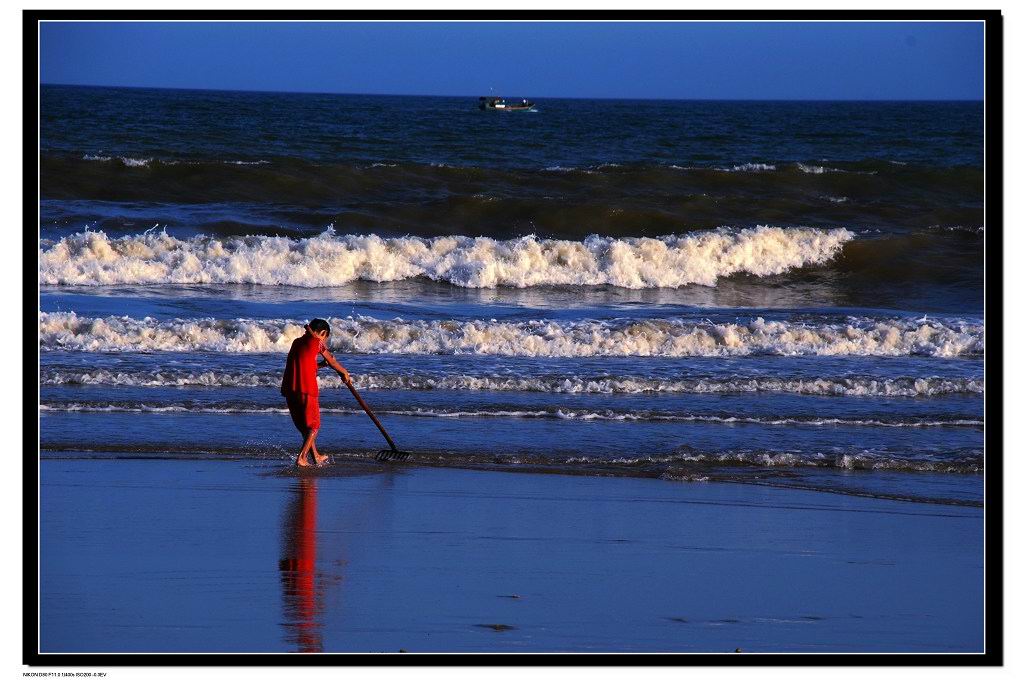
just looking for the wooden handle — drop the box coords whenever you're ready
[344,378,399,451]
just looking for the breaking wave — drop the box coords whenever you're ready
[39,368,984,396]
[609,447,984,474]
[37,401,982,428]
[797,163,846,174]
[39,226,854,289]
[39,312,983,358]
[36,436,984,476]
[723,163,776,172]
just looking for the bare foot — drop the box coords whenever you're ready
[296,456,313,468]
[314,453,330,466]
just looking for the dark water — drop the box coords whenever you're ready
[39,85,986,505]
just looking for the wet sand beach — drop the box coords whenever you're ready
[39,458,983,653]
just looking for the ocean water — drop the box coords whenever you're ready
[39,85,985,506]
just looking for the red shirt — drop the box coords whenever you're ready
[281,332,325,397]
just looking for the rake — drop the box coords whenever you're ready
[340,375,411,462]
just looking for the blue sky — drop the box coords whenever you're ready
[40,21,984,100]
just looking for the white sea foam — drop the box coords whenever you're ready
[723,163,776,172]
[937,225,984,235]
[568,450,982,473]
[39,226,854,289]
[797,163,845,174]
[39,312,983,358]
[40,368,984,396]
[542,165,596,174]
[82,155,266,167]
[36,402,981,428]
[81,154,151,166]
[661,449,983,473]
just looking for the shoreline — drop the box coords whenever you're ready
[39,449,985,509]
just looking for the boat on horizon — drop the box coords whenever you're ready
[479,96,535,111]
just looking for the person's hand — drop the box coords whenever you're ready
[339,369,351,385]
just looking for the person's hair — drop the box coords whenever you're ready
[308,318,331,337]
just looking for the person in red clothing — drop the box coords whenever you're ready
[281,318,350,467]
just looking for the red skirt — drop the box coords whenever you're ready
[285,393,321,433]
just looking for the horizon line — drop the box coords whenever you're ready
[39,81,985,103]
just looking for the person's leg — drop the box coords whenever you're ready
[287,394,316,467]
[297,428,318,467]
[306,396,328,466]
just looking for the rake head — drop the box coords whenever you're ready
[375,449,411,462]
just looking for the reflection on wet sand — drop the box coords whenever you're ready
[279,476,323,652]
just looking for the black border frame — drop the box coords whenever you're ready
[23,9,1004,667]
